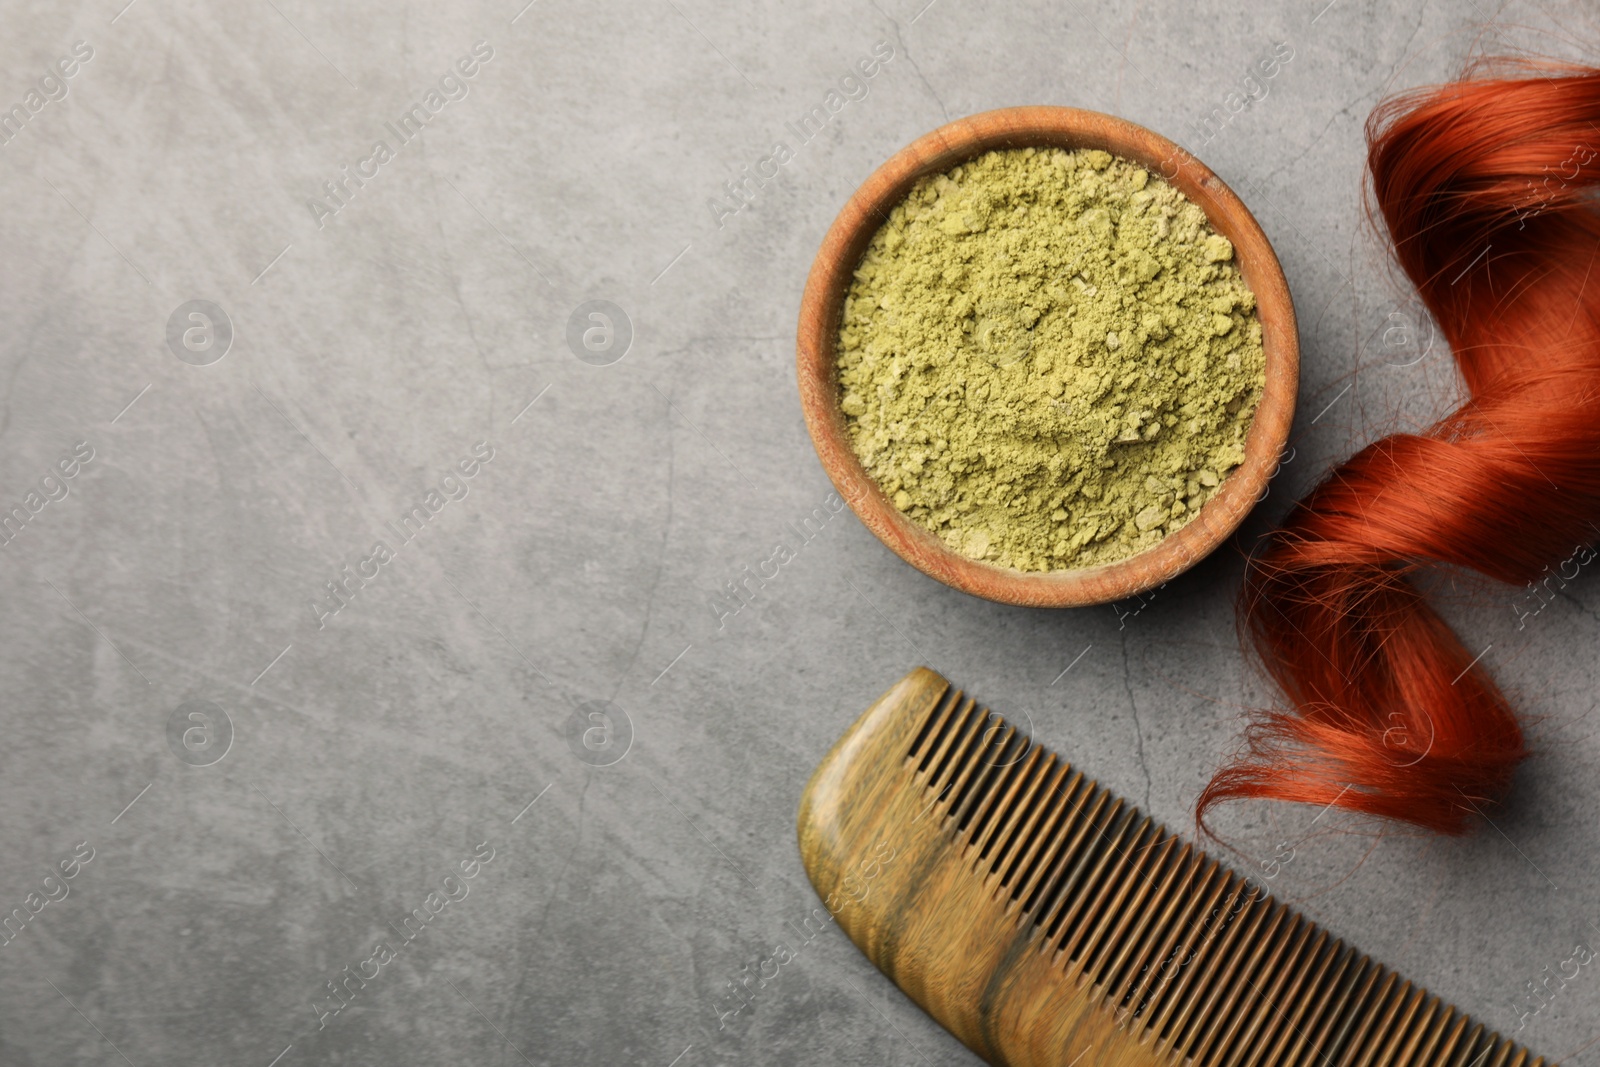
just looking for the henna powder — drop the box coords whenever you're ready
[837,146,1265,571]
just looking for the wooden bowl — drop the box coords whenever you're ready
[795,106,1299,608]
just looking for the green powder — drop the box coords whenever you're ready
[837,146,1265,571]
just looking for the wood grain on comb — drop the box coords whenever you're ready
[796,667,1548,1067]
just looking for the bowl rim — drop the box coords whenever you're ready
[795,104,1300,608]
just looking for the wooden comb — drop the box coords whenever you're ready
[797,667,1547,1067]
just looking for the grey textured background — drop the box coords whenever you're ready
[1,0,1598,1063]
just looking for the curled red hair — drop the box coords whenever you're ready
[1199,60,1600,835]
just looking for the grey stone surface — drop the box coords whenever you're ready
[0,0,1597,1063]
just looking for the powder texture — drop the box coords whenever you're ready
[837,146,1265,571]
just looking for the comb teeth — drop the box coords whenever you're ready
[899,685,1541,1067]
